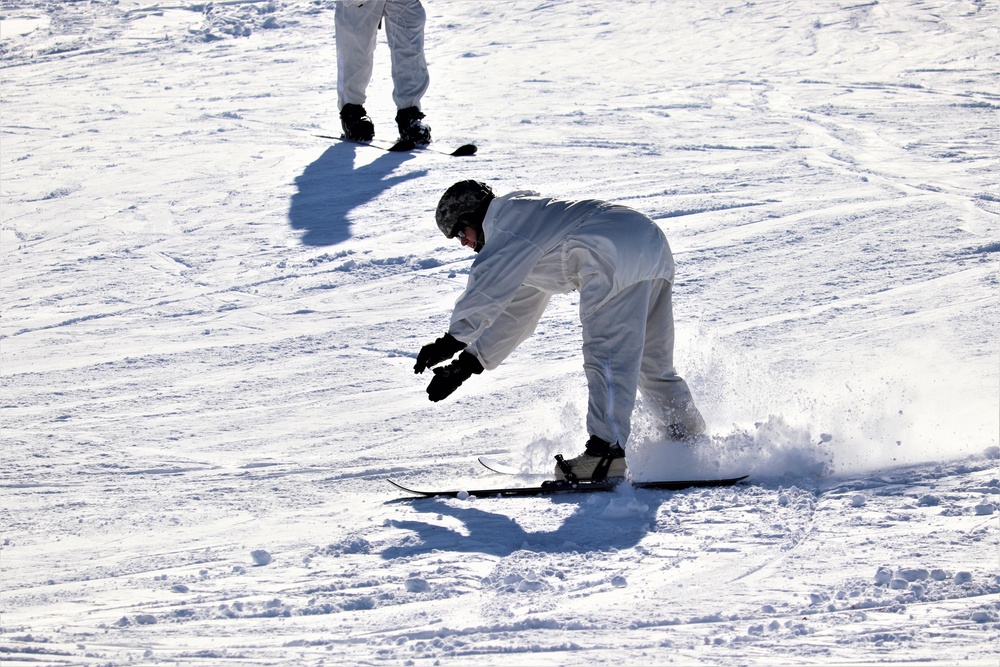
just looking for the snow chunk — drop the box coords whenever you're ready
[324,537,372,556]
[404,577,431,593]
[874,566,894,585]
[517,579,546,592]
[601,492,649,519]
[971,610,998,623]
[251,550,272,566]
[898,568,929,582]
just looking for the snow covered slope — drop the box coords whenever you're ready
[2,0,997,664]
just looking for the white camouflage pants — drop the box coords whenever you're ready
[582,278,705,446]
[335,0,430,110]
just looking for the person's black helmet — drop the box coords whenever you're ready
[435,180,495,238]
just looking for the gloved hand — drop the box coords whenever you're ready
[426,351,484,402]
[414,333,466,374]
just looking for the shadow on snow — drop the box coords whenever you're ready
[288,140,426,246]
[381,493,666,558]
[378,455,1000,560]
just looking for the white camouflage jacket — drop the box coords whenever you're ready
[449,191,675,370]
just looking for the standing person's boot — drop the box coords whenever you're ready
[395,106,431,145]
[340,103,375,141]
[554,435,627,482]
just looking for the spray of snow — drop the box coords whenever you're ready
[515,330,996,481]
[672,330,997,476]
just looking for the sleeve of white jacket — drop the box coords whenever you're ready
[465,285,551,370]
[447,224,546,347]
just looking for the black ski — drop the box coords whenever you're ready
[387,137,478,156]
[316,133,477,157]
[388,475,749,499]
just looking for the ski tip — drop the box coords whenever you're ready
[386,479,432,496]
[477,456,521,475]
[451,143,477,156]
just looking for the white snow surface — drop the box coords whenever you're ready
[2,0,999,665]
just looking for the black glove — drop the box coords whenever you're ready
[426,351,484,402]
[414,333,466,374]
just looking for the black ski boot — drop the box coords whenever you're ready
[395,106,431,145]
[340,103,375,142]
[554,435,627,482]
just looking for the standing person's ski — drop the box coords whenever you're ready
[387,137,478,155]
[388,475,749,499]
[315,133,477,156]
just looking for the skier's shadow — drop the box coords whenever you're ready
[380,492,666,558]
[288,141,426,246]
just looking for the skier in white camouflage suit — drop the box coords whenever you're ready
[414,181,706,482]
[335,0,431,144]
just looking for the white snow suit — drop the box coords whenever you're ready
[449,191,704,447]
[335,0,429,111]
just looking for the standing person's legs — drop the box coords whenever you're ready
[382,0,430,110]
[335,0,387,109]
[581,281,651,447]
[638,279,705,437]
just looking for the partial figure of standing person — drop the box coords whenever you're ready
[413,181,707,482]
[335,0,431,145]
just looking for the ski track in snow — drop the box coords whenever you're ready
[1,0,998,665]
